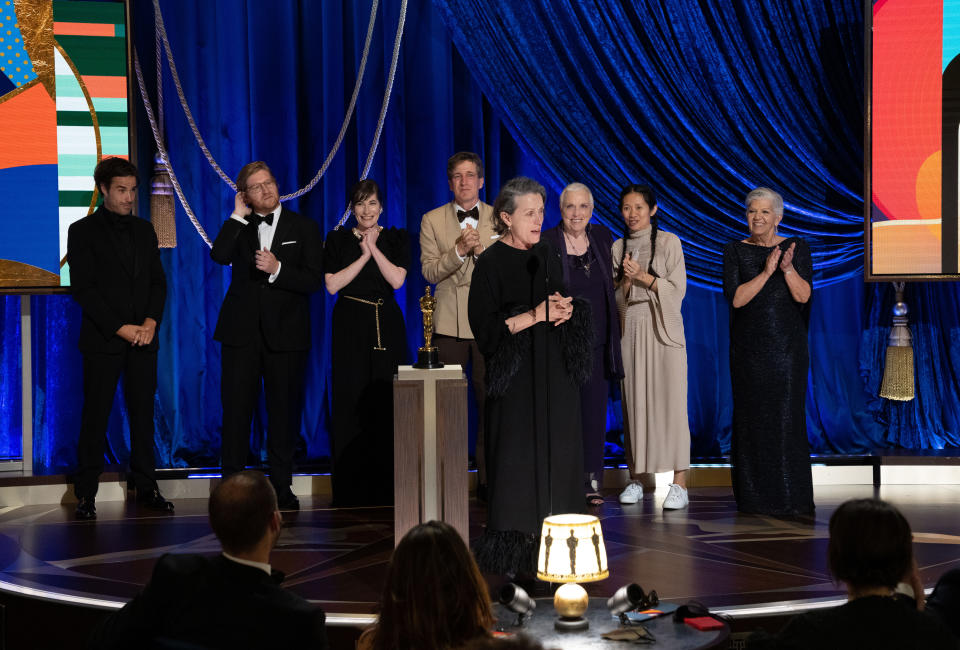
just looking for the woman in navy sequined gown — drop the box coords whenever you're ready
[722,187,814,516]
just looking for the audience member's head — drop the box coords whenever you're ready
[209,471,281,557]
[364,521,494,650]
[457,633,555,649]
[828,498,913,593]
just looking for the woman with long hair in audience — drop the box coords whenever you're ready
[612,184,690,509]
[357,521,494,650]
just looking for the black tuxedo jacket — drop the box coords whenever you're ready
[210,207,323,351]
[67,207,167,354]
[87,553,328,650]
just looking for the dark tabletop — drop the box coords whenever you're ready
[494,597,728,649]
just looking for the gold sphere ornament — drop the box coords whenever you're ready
[554,582,589,618]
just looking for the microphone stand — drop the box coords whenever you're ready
[544,246,552,518]
[530,243,555,533]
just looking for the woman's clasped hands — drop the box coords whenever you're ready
[537,292,573,326]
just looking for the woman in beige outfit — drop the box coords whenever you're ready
[611,184,690,509]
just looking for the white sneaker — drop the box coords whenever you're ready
[618,482,643,504]
[663,484,689,510]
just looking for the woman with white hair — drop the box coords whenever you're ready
[722,187,814,515]
[541,183,623,507]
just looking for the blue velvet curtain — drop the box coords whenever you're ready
[431,0,960,454]
[2,0,958,476]
[432,0,865,289]
[0,297,21,459]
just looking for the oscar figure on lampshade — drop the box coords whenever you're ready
[537,513,608,630]
[414,286,443,368]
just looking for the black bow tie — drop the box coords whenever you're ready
[254,212,274,226]
[457,207,479,223]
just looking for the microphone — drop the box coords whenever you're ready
[526,252,541,276]
[530,240,555,277]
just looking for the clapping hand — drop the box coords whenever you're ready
[779,242,796,272]
[623,252,656,289]
[764,246,782,276]
[360,227,380,256]
[457,223,482,257]
[622,252,642,280]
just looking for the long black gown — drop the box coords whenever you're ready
[468,240,590,575]
[324,226,409,506]
[722,237,814,516]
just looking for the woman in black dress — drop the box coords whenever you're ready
[541,183,623,506]
[722,187,814,516]
[324,180,408,506]
[468,177,592,576]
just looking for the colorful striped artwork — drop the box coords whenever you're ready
[54,0,128,286]
[0,0,128,288]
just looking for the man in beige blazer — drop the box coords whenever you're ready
[420,151,497,497]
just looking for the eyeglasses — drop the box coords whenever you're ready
[245,179,276,195]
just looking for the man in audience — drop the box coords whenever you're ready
[420,151,496,497]
[88,470,328,649]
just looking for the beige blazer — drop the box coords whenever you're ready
[419,201,497,338]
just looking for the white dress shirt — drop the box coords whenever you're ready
[231,205,282,282]
[222,552,271,576]
[455,200,480,261]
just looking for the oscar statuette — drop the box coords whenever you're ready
[413,286,443,369]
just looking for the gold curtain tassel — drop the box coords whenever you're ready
[150,152,177,248]
[879,282,914,401]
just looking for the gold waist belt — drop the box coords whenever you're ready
[343,295,387,351]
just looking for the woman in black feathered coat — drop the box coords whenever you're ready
[468,177,592,577]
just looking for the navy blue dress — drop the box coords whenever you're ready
[542,223,623,491]
[723,237,814,516]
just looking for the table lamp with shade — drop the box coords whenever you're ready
[536,513,608,630]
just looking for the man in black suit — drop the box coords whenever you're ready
[210,161,323,510]
[88,470,329,649]
[67,157,173,520]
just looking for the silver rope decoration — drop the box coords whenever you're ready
[336,0,409,228]
[151,0,379,200]
[133,49,213,248]
[155,18,163,135]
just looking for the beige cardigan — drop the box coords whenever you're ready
[611,228,686,348]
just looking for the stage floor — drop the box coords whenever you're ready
[1,484,959,621]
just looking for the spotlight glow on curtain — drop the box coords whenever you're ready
[432,0,865,288]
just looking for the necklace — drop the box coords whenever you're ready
[352,225,383,240]
[564,230,592,277]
